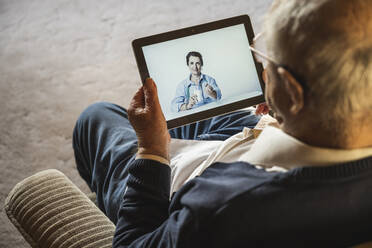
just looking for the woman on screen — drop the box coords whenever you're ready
[171,51,222,112]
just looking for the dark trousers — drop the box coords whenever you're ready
[73,102,260,224]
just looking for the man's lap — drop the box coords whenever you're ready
[169,108,260,141]
[73,102,260,224]
[73,102,138,223]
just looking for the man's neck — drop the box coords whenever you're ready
[282,122,372,149]
[190,74,201,84]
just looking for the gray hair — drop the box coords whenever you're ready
[264,0,372,126]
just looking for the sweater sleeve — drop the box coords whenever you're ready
[113,159,198,248]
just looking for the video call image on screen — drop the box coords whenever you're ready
[142,24,263,121]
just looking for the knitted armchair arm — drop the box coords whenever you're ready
[4,169,115,248]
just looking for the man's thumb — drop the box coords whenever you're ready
[143,78,158,105]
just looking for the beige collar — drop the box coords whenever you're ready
[241,126,372,169]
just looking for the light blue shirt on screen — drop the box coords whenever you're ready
[171,74,222,112]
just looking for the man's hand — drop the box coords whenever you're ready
[187,95,198,109]
[128,78,171,161]
[180,95,198,111]
[255,102,270,115]
[205,84,217,99]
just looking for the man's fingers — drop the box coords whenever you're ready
[255,103,270,115]
[255,104,263,115]
[130,86,145,109]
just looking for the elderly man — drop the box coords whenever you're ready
[73,0,372,246]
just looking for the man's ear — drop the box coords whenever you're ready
[277,67,304,115]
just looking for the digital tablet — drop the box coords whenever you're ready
[132,15,265,129]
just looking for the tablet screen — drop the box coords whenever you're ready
[133,15,265,129]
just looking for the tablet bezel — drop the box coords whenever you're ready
[132,15,265,129]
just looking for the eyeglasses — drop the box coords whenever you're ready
[249,32,277,65]
[249,31,308,90]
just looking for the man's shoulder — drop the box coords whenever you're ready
[202,161,280,179]
[202,74,216,82]
[178,77,191,87]
[169,159,372,247]
[172,161,281,211]
[174,156,372,213]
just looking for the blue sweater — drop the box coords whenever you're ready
[113,156,372,247]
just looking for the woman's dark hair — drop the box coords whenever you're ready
[186,51,203,66]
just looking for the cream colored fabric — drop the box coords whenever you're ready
[4,169,115,248]
[240,126,372,169]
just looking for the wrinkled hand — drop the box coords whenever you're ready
[255,102,270,115]
[205,84,217,99]
[128,78,171,161]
